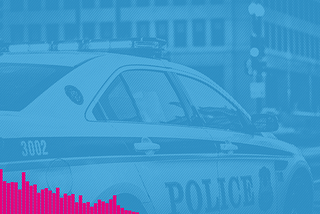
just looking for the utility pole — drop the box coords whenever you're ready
[248,0,266,114]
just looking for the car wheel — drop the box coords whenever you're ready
[283,173,313,214]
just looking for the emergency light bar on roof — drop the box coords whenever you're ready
[3,38,170,60]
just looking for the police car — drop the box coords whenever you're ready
[0,38,313,214]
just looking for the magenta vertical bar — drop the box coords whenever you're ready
[109,200,112,214]
[120,208,124,214]
[0,169,2,214]
[3,181,6,214]
[117,206,120,214]
[83,203,86,214]
[94,203,97,214]
[63,194,67,214]
[2,181,5,214]
[97,200,101,214]
[71,194,75,214]
[52,193,55,214]
[26,181,29,214]
[45,189,49,214]
[22,172,26,214]
[128,211,131,214]
[75,202,79,214]
[79,195,82,214]
[11,182,14,214]
[124,211,127,214]
[41,190,44,214]
[15,183,19,214]
[30,186,33,214]
[106,203,108,214]
[18,189,21,214]
[86,202,90,214]
[7,183,10,214]
[101,202,105,214]
[113,196,116,214]
[33,185,37,214]
[60,198,63,214]
[37,193,40,214]
[56,189,59,214]
[49,191,52,214]
[68,196,71,214]
[90,207,93,214]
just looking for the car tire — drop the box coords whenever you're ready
[283,173,313,214]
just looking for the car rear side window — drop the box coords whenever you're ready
[92,76,140,122]
[122,70,188,125]
[0,63,72,111]
[177,74,245,131]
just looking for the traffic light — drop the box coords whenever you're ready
[246,2,266,75]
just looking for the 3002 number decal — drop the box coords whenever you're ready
[21,140,49,157]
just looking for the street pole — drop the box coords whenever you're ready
[248,0,265,114]
[75,0,81,39]
[115,1,121,38]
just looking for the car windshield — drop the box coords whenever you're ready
[0,63,73,111]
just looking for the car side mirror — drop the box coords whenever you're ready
[251,114,279,132]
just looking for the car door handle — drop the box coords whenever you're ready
[134,137,160,156]
[220,141,238,154]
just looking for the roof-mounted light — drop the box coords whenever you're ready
[109,40,133,49]
[57,42,79,51]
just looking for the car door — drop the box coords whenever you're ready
[89,67,221,214]
[176,73,278,213]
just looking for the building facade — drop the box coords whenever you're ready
[1,0,320,115]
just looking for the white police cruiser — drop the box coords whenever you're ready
[0,38,313,214]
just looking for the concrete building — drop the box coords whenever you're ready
[0,0,320,114]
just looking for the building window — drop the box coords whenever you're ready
[312,76,320,112]
[137,21,149,38]
[83,23,95,39]
[173,0,186,6]
[10,0,24,11]
[316,38,320,60]
[45,0,59,10]
[28,0,41,11]
[155,21,168,41]
[305,34,310,58]
[117,22,131,38]
[118,0,131,7]
[64,0,77,9]
[154,0,168,6]
[100,0,113,8]
[276,25,282,51]
[64,24,78,40]
[288,29,293,53]
[299,32,305,56]
[210,0,223,4]
[100,22,113,39]
[46,24,59,42]
[211,19,224,46]
[270,23,275,50]
[82,0,95,8]
[174,20,187,47]
[136,0,149,7]
[28,25,41,42]
[293,31,299,55]
[263,22,269,48]
[283,27,287,52]
[192,19,206,46]
[192,0,205,5]
[291,73,310,111]
[10,25,24,43]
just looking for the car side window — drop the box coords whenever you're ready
[177,74,245,132]
[92,76,140,122]
[122,70,188,125]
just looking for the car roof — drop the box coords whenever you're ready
[0,52,103,67]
